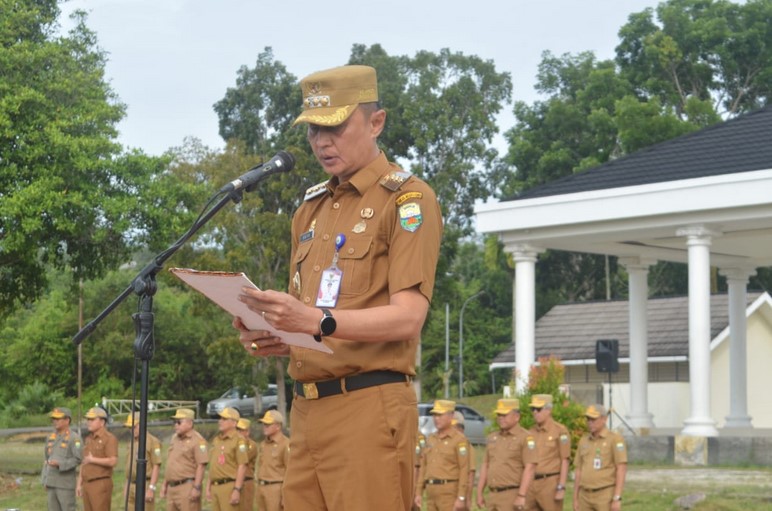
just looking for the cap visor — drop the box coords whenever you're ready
[292,104,356,127]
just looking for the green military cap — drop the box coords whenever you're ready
[293,65,379,127]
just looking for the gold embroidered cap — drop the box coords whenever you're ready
[218,407,240,421]
[430,399,456,414]
[494,399,520,415]
[259,410,284,425]
[171,408,195,420]
[585,404,607,419]
[236,418,251,430]
[124,412,141,427]
[84,407,108,419]
[293,65,379,127]
[49,407,72,419]
[529,394,553,408]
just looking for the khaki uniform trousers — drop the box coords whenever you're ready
[256,482,282,511]
[211,481,240,511]
[487,486,520,511]
[577,486,615,511]
[129,482,156,511]
[82,477,113,511]
[525,476,562,511]
[239,479,254,511]
[166,480,201,511]
[283,382,417,511]
[425,481,459,511]
[47,487,77,511]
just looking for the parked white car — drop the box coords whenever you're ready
[206,384,278,418]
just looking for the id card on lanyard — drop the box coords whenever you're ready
[316,234,346,308]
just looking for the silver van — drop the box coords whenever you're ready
[206,384,278,418]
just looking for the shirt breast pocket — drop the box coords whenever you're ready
[337,236,373,296]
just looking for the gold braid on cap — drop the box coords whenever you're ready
[301,106,351,125]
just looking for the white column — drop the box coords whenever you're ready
[677,226,719,437]
[719,267,756,429]
[619,257,656,429]
[510,244,542,393]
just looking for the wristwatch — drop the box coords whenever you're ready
[148,484,156,491]
[612,495,622,501]
[314,308,336,342]
[457,496,465,501]
[556,484,565,491]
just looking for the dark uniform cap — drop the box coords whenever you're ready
[49,407,72,419]
[292,65,379,127]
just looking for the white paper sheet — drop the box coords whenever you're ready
[169,268,332,354]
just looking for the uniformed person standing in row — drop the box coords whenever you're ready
[477,399,537,511]
[77,406,118,511]
[207,407,248,511]
[415,400,470,511]
[452,411,475,510]
[256,410,289,511]
[572,405,627,511]
[526,395,570,511]
[44,407,82,511]
[236,418,257,511]
[161,408,208,511]
[412,428,427,511]
[235,64,443,511]
[123,412,162,510]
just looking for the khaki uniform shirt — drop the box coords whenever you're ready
[209,430,248,480]
[81,427,118,482]
[44,428,83,488]
[417,427,470,498]
[530,419,571,475]
[256,433,289,481]
[575,428,627,489]
[125,433,162,481]
[415,433,427,468]
[483,424,538,488]
[288,152,443,381]
[165,429,208,481]
[244,437,258,479]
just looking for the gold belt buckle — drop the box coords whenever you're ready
[302,383,319,400]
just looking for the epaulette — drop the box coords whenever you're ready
[379,170,412,192]
[304,181,329,201]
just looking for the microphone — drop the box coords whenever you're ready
[219,150,295,193]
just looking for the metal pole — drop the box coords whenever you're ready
[444,303,450,399]
[459,291,485,399]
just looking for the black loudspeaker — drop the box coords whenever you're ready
[595,339,619,373]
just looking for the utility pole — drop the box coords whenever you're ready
[459,290,485,399]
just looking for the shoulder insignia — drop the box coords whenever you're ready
[398,202,423,232]
[153,447,161,456]
[75,441,81,448]
[458,443,468,456]
[616,442,625,451]
[379,170,412,192]
[239,443,247,452]
[304,181,329,201]
[396,191,422,205]
[560,434,569,444]
[527,436,536,450]
[199,443,207,452]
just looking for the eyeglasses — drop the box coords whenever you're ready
[173,420,182,425]
[586,416,600,422]
[530,407,543,413]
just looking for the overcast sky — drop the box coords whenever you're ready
[60,0,662,156]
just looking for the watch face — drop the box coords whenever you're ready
[320,310,336,336]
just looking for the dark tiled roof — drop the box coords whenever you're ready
[491,293,763,365]
[509,105,772,201]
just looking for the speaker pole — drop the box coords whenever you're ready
[608,370,613,430]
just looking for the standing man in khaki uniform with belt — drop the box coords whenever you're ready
[44,407,82,511]
[573,405,627,511]
[207,407,248,511]
[526,395,570,511]
[256,410,289,511]
[161,408,208,511]
[477,399,537,511]
[123,412,162,510]
[235,64,442,511]
[236,418,257,511]
[414,400,470,511]
[452,411,475,510]
[77,406,118,511]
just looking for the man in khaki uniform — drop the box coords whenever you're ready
[44,407,82,511]
[256,410,289,511]
[452,411,475,509]
[414,400,470,511]
[413,429,427,511]
[477,399,537,511]
[207,407,248,511]
[526,395,570,511]
[160,408,208,511]
[236,418,257,511]
[235,64,442,511]
[572,405,627,511]
[123,412,162,510]
[77,406,118,511]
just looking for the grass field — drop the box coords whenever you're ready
[3,430,772,510]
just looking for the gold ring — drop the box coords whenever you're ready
[262,310,267,320]
[250,342,258,351]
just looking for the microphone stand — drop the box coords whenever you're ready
[73,187,247,511]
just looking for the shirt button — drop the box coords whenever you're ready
[347,248,354,254]
[303,296,311,303]
[323,233,330,241]
[313,265,321,272]
[333,203,340,209]
[296,361,302,368]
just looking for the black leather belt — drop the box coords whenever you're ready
[490,485,519,493]
[426,479,457,485]
[211,478,235,486]
[258,480,283,485]
[583,484,614,493]
[168,478,194,487]
[294,370,409,400]
[534,472,560,480]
